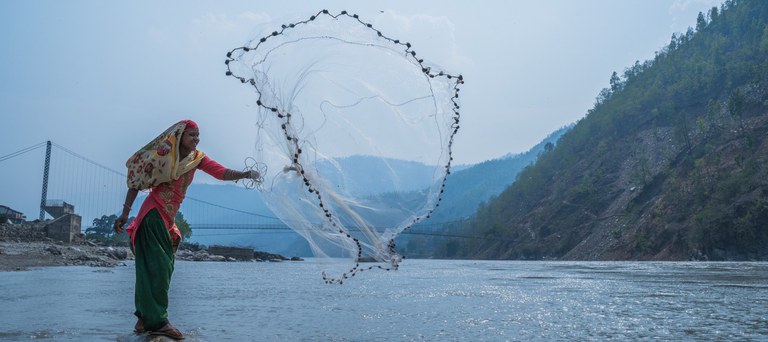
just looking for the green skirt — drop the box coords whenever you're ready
[132,208,175,331]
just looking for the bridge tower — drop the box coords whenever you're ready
[39,140,51,220]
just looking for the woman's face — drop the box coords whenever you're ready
[180,129,200,151]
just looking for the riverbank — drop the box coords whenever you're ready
[0,221,129,271]
[0,222,300,271]
[0,240,127,271]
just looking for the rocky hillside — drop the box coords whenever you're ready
[444,0,768,261]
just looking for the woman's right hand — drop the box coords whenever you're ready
[114,214,129,234]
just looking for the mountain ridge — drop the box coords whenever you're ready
[441,0,768,261]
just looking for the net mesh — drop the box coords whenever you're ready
[226,10,463,283]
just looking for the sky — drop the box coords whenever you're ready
[0,0,723,215]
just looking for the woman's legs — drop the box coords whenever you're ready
[133,209,175,331]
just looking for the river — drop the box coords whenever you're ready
[1,260,767,341]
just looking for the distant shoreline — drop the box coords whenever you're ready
[0,221,300,271]
[0,240,127,271]
[0,240,303,272]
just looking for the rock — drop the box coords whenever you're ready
[207,245,254,261]
[76,254,93,261]
[45,245,62,255]
[176,250,194,259]
[209,255,226,262]
[290,257,304,261]
[103,247,128,260]
[192,251,210,261]
[254,251,288,261]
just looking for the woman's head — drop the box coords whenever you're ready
[180,120,200,152]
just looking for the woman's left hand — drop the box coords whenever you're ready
[245,170,261,179]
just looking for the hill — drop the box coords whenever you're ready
[177,126,571,257]
[433,125,571,222]
[397,126,570,257]
[442,0,768,261]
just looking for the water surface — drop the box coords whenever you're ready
[1,260,766,341]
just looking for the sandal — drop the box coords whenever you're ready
[150,322,184,340]
[134,318,145,334]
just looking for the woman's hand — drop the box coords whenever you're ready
[245,170,261,180]
[115,189,138,234]
[114,213,129,234]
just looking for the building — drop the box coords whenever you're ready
[42,200,82,243]
[0,205,26,224]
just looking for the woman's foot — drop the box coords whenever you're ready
[134,318,145,334]
[149,322,184,340]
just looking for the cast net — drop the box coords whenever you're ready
[226,10,462,283]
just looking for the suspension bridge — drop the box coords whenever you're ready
[0,141,473,255]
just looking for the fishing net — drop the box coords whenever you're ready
[226,10,462,283]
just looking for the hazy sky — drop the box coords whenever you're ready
[1,0,723,214]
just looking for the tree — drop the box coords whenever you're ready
[669,33,679,51]
[544,142,554,153]
[708,6,719,23]
[696,12,707,32]
[595,87,612,107]
[176,211,192,239]
[86,214,118,239]
[759,26,768,55]
[609,71,622,93]
[727,89,745,119]
[86,214,132,243]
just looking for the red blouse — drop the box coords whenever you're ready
[126,154,227,247]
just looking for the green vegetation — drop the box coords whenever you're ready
[85,214,130,244]
[442,0,768,261]
[176,211,192,239]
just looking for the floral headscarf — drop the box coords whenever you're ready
[126,120,205,190]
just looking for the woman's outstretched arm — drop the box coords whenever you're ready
[199,155,259,181]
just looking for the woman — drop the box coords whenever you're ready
[113,119,259,340]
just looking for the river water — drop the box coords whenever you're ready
[0,260,766,341]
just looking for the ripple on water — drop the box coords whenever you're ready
[1,260,767,340]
